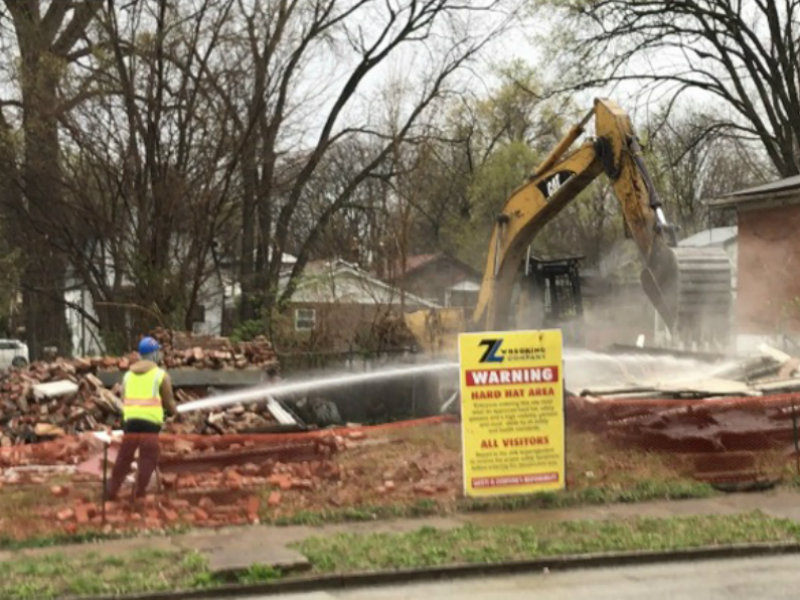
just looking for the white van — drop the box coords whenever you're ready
[0,339,29,369]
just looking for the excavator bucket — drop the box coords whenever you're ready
[641,245,732,348]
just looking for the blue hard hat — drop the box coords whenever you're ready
[137,336,160,355]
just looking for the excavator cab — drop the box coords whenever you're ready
[519,254,585,346]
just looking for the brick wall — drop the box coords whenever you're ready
[737,204,800,335]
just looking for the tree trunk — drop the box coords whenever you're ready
[19,47,70,358]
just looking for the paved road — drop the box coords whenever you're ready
[235,554,800,599]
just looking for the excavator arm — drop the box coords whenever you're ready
[475,98,679,330]
[405,98,731,353]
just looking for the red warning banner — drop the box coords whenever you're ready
[471,472,559,488]
[465,366,559,386]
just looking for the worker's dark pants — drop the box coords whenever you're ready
[107,419,161,500]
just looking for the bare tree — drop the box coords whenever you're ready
[542,0,800,176]
[642,109,774,234]
[0,0,514,353]
[54,0,244,349]
[214,0,511,329]
[293,139,395,269]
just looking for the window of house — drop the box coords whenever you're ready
[294,307,316,331]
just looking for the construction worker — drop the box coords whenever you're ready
[107,336,176,501]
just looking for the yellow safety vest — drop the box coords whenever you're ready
[122,367,166,424]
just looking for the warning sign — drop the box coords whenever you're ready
[459,330,565,497]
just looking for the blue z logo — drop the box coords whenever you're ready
[479,339,504,363]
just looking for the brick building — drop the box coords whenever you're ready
[391,253,481,309]
[709,175,800,352]
[277,259,438,351]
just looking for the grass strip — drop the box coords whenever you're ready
[292,511,800,573]
[2,511,798,598]
[0,549,211,600]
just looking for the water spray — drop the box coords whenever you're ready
[177,348,731,415]
[177,362,459,413]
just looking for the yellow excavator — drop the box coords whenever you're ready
[405,98,732,353]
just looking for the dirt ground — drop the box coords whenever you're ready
[0,418,720,544]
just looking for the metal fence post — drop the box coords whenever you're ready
[792,401,799,476]
[102,441,108,525]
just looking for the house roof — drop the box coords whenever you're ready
[393,253,479,278]
[284,259,440,309]
[402,253,440,272]
[707,175,800,210]
[678,226,737,248]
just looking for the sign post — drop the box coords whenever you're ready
[459,329,565,497]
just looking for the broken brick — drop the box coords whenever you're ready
[291,478,313,490]
[198,496,215,510]
[225,470,243,490]
[267,491,281,507]
[384,480,396,492]
[56,508,75,521]
[245,496,260,521]
[50,485,69,497]
[413,483,436,496]
[159,507,179,522]
[240,463,260,476]
[74,504,91,524]
[173,439,195,454]
[160,472,178,487]
[210,505,239,518]
[347,430,366,441]
[267,473,292,490]
[192,507,209,522]
[179,475,198,488]
[169,498,190,510]
[294,463,312,479]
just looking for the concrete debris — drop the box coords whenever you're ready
[34,423,66,438]
[580,345,800,400]
[32,380,79,399]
